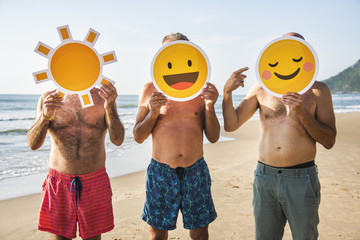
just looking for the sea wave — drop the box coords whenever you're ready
[118,104,138,108]
[334,105,360,113]
[0,117,35,121]
[0,128,28,135]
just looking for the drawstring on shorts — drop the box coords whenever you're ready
[70,176,82,209]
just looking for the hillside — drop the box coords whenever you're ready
[323,59,360,93]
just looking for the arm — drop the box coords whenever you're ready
[282,82,337,149]
[99,83,125,146]
[201,82,220,143]
[133,83,167,143]
[222,67,259,132]
[27,90,63,150]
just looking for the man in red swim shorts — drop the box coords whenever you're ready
[27,83,124,240]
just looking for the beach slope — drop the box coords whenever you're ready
[0,113,359,239]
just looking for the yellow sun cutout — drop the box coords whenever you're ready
[33,25,117,108]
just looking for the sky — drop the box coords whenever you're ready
[0,0,359,95]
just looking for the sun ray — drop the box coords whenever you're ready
[33,25,117,108]
[100,76,115,86]
[34,42,53,58]
[101,51,117,65]
[32,70,51,84]
[57,25,73,42]
[84,28,100,45]
[56,89,67,100]
[79,92,94,108]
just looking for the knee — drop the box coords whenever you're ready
[148,226,168,240]
[189,225,209,240]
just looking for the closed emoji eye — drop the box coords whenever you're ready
[269,62,278,67]
[293,57,303,62]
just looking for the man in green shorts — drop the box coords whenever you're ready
[222,32,337,239]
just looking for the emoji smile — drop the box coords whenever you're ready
[163,72,199,90]
[274,68,300,80]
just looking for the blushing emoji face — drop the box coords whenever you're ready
[256,36,319,97]
[151,40,210,101]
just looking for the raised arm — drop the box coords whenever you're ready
[133,83,167,143]
[282,82,337,149]
[201,82,220,143]
[99,83,125,146]
[222,68,259,132]
[27,90,63,150]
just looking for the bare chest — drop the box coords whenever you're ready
[50,96,106,132]
[258,93,316,120]
[157,98,204,123]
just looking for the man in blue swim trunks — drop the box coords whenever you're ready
[222,32,337,239]
[133,33,220,240]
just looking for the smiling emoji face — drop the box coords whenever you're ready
[151,40,210,101]
[256,36,318,97]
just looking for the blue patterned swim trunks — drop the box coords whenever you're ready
[141,157,217,230]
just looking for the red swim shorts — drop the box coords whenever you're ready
[38,167,114,239]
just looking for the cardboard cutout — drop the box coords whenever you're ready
[151,40,210,101]
[33,25,117,108]
[255,36,319,98]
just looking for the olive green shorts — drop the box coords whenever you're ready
[253,162,320,240]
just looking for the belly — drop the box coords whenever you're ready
[48,129,107,174]
[151,120,204,168]
[259,119,316,167]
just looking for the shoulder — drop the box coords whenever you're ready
[310,81,332,97]
[140,82,156,98]
[138,82,156,106]
[142,82,156,93]
[246,82,264,98]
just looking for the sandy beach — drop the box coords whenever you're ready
[1,112,359,240]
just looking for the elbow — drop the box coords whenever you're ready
[28,142,40,151]
[209,136,220,144]
[224,124,236,132]
[224,125,231,132]
[27,136,40,151]
[206,131,220,144]
[321,133,336,149]
[133,135,145,144]
[112,138,124,146]
[133,129,146,144]
[323,139,336,150]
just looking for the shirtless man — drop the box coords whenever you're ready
[27,83,124,240]
[133,33,220,240]
[222,33,336,239]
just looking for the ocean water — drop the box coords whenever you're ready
[0,93,359,200]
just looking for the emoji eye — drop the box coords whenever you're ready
[168,62,172,69]
[293,57,303,62]
[269,62,278,67]
[188,60,192,67]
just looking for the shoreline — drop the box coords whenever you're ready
[1,112,360,239]
[0,131,236,201]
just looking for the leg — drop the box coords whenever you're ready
[253,169,286,240]
[141,160,180,230]
[181,159,217,230]
[282,172,320,240]
[51,234,71,240]
[83,235,101,240]
[148,225,168,240]
[189,225,209,240]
